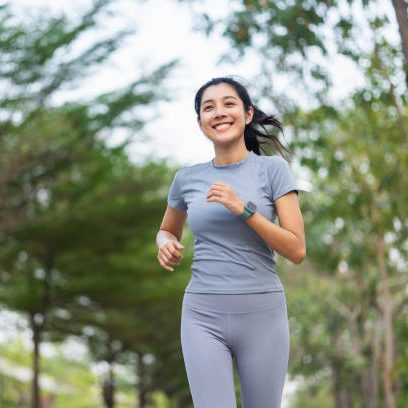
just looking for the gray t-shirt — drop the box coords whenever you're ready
[167,150,299,294]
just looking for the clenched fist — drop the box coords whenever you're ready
[157,239,185,272]
[206,181,245,216]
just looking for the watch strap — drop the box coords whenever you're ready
[240,201,256,220]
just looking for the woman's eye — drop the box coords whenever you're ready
[203,103,233,111]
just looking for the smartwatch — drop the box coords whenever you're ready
[240,200,257,221]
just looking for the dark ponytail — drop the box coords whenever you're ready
[194,76,292,159]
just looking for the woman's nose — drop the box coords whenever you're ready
[213,105,226,116]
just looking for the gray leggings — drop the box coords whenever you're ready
[180,290,290,408]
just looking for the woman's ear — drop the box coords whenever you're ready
[245,106,254,125]
[197,116,202,130]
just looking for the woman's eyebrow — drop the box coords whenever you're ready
[201,96,238,106]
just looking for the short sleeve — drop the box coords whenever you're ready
[267,156,299,202]
[167,170,187,211]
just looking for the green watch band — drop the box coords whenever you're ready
[240,200,257,220]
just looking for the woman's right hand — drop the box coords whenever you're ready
[157,240,185,271]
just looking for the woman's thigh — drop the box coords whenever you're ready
[180,290,290,408]
[231,292,290,408]
[180,304,237,408]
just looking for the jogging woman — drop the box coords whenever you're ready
[156,76,306,408]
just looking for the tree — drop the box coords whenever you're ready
[0,1,178,406]
[285,36,407,407]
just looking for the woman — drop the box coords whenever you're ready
[156,76,306,408]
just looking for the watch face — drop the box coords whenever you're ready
[247,201,257,212]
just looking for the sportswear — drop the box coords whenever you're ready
[167,150,299,294]
[181,290,290,407]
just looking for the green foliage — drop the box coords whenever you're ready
[282,37,407,404]
[0,338,151,407]
[289,379,333,408]
[0,1,191,406]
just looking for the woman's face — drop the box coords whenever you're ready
[197,83,253,147]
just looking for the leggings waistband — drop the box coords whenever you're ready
[182,290,286,314]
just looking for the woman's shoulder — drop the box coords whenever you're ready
[254,153,293,171]
[255,153,289,164]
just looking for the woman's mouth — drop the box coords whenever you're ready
[213,122,233,131]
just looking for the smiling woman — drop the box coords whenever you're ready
[156,75,306,408]
[194,79,292,165]
[197,89,252,156]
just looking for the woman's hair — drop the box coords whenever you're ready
[194,76,292,158]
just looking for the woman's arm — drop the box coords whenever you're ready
[156,205,188,271]
[245,191,306,264]
[206,181,306,264]
[157,205,187,242]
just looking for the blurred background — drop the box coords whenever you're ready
[0,0,406,407]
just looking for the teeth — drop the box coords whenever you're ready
[214,123,232,130]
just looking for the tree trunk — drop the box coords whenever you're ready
[375,234,396,407]
[102,362,115,408]
[137,354,148,408]
[30,312,43,408]
[29,252,52,408]
[360,310,381,407]
[391,0,408,88]
[331,331,353,408]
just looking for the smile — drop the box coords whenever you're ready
[212,122,233,131]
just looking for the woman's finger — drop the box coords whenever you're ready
[161,246,176,261]
[159,259,174,271]
[157,254,174,271]
[169,243,184,259]
[160,252,179,266]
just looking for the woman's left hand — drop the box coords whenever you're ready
[206,181,245,216]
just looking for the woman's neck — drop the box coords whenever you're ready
[212,146,250,166]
